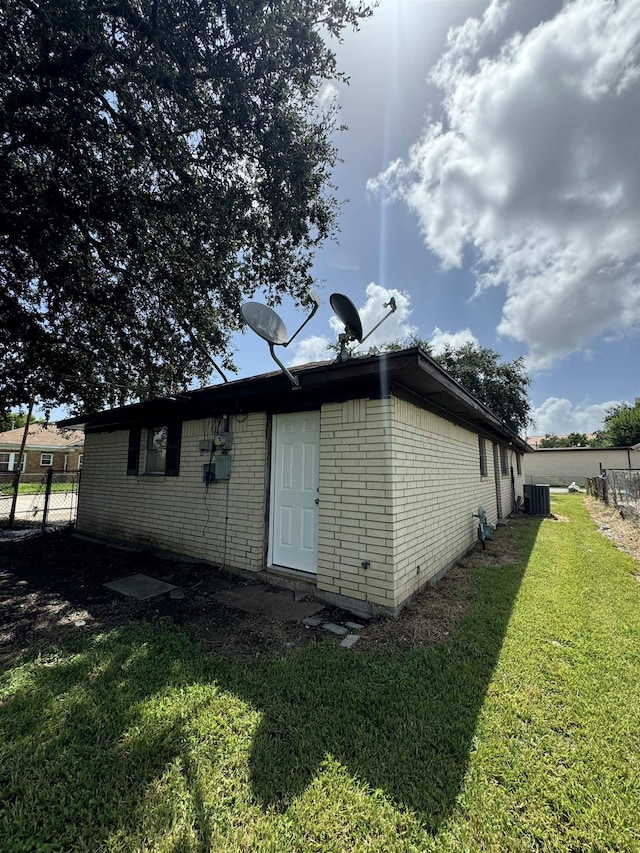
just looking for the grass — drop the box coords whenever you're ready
[0,481,76,496]
[1,495,640,851]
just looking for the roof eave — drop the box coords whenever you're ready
[59,348,530,452]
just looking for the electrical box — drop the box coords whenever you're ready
[199,439,215,453]
[215,454,231,479]
[202,455,231,483]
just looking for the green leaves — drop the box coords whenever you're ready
[1,0,373,412]
[594,403,640,447]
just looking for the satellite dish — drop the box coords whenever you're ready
[240,291,321,389]
[241,303,288,345]
[329,293,363,343]
[329,292,398,361]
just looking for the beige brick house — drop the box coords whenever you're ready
[0,424,84,475]
[61,348,530,617]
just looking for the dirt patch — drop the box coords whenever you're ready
[0,529,342,668]
[583,496,640,565]
[0,519,528,667]
[357,516,530,653]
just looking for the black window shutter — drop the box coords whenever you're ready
[127,427,141,475]
[165,422,182,476]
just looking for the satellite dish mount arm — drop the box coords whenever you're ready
[359,297,397,345]
[275,290,319,388]
[282,290,320,348]
[269,343,301,389]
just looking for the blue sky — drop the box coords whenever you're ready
[45,0,638,436]
[231,0,640,437]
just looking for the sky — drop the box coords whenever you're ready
[231,0,640,438]
[42,0,639,436]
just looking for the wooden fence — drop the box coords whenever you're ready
[586,469,640,524]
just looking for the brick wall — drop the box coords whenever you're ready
[389,397,498,607]
[77,397,527,615]
[316,398,395,607]
[77,413,267,571]
[0,448,83,474]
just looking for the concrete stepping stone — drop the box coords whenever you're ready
[323,622,348,636]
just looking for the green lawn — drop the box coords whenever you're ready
[1,495,639,852]
[0,481,76,496]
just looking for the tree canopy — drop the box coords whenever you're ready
[539,432,590,448]
[1,0,372,413]
[0,409,46,432]
[592,403,640,447]
[384,337,532,434]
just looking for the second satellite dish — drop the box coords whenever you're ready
[329,293,364,343]
[330,292,397,361]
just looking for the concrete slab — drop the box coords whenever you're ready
[104,573,178,601]
[211,584,324,622]
[323,622,348,636]
[340,634,360,649]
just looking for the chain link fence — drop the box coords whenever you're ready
[586,469,640,525]
[0,470,79,531]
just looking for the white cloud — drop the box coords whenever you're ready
[530,396,623,435]
[316,82,339,115]
[429,326,478,355]
[288,334,332,366]
[369,0,640,369]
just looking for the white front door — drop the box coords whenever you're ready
[269,411,320,574]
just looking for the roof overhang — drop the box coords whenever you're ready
[59,348,531,453]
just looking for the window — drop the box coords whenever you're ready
[40,452,53,467]
[127,428,141,475]
[0,452,27,474]
[478,437,488,477]
[516,453,522,475]
[1,452,26,472]
[145,426,168,474]
[500,445,508,476]
[128,423,181,477]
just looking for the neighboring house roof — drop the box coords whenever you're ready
[0,424,85,451]
[60,348,532,454]
[526,434,596,448]
[530,446,635,452]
